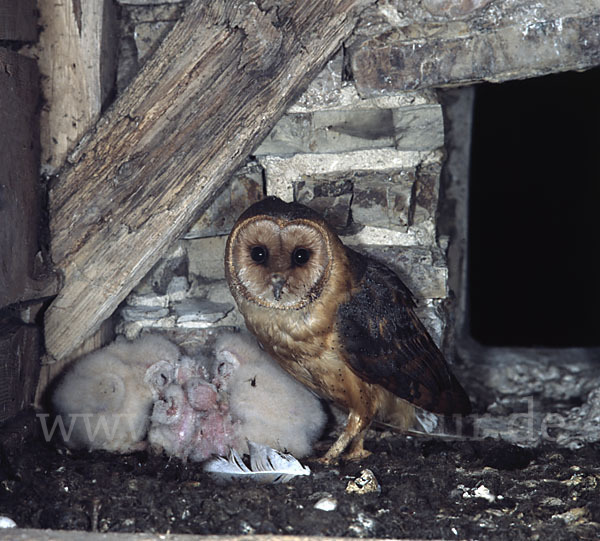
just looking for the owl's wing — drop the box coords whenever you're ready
[337,249,471,415]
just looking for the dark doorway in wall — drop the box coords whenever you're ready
[468,67,600,347]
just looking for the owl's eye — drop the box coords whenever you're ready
[250,245,268,264]
[292,247,311,266]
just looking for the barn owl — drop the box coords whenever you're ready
[225,196,471,463]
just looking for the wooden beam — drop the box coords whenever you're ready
[0,48,59,309]
[44,0,373,361]
[22,0,118,175]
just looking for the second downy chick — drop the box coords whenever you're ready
[214,332,327,458]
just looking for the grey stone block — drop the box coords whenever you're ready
[117,316,177,340]
[173,298,233,326]
[414,299,446,347]
[393,105,444,151]
[184,163,263,240]
[413,161,442,225]
[354,245,448,300]
[255,109,395,156]
[186,236,228,280]
[125,292,169,308]
[255,105,443,156]
[295,177,354,230]
[121,305,170,322]
[352,177,413,231]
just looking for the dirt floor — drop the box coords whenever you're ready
[1,412,599,540]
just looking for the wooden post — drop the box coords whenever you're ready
[0,48,58,308]
[0,3,49,419]
[22,0,119,404]
[22,0,118,174]
[44,0,373,363]
[0,318,41,423]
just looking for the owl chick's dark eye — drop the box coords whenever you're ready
[292,247,311,266]
[250,245,268,264]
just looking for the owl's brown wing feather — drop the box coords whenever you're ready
[337,248,471,415]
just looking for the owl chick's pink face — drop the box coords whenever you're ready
[226,217,332,310]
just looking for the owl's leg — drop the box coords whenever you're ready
[320,410,372,464]
[343,428,371,462]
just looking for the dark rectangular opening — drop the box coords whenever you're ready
[468,67,600,347]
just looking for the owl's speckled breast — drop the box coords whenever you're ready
[236,295,347,400]
[237,293,417,429]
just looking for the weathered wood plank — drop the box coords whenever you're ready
[0,0,37,42]
[21,0,118,175]
[349,0,600,95]
[0,48,58,309]
[44,0,373,361]
[0,318,41,423]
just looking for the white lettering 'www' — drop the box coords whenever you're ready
[37,413,143,443]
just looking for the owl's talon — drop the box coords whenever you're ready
[314,447,371,464]
[314,454,340,466]
[341,448,372,462]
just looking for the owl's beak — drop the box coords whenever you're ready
[271,274,286,300]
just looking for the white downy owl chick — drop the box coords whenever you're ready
[51,334,181,453]
[174,355,211,395]
[214,332,326,458]
[147,383,199,459]
[148,353,238,462]
[148,379,238,462]
[109,333,181,374]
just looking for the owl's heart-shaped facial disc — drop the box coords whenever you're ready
[226,216,333,310]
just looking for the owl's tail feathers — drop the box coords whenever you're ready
[381,406,477,440]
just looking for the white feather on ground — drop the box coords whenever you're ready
[51,334,181,453]
[204,441,311,483]
[214,332,327,458]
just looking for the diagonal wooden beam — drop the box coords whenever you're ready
[44,0,373,361]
